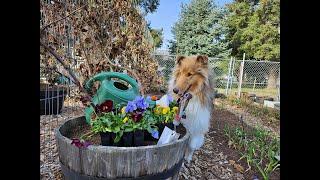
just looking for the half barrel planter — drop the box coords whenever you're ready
[55,116,190,180]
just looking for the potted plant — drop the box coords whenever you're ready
[40,72,70,115]
[89,96,160,147]
[153,95,178,135]
[120,96,159,146]
[78,94,179,147]
[91,111,124,146]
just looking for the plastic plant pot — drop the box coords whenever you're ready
[100,132,112,146]
[122,132,134,147]
[133,130,144,146]
[111,133,122,147]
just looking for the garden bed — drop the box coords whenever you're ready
[215,96,280,136]
[179,108,280,180]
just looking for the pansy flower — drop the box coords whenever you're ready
[125,101,137,113]
[122,117,129,123]
[121,106,126,114]
[71,138,92,148]
[134,96,149,110]
[151,129,159,139]
[95,100,113,113]
[162,107,170,115]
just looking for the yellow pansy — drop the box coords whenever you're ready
[162,107,170,115]
[154,106,161,114]
[172,106,179,114]
[122,117,129,123]
[121,106,126,114]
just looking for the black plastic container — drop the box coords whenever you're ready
[144,130,158,141]
[133,130,145,146]
[40,84,67,115]
[111,133,121,146]
[122,132,134,147]
[100,132,112,146]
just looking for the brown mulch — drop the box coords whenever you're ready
[40,105,84,180]
[178,108,280,180]
[40,102,280,180]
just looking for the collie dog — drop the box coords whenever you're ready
[168,55,215,163]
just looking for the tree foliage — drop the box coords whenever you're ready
[147,23,163,49]
[170,0,230,58]
[40,0,164,95]
[225,0,280,61]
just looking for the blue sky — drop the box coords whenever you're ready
[146,0,233,49]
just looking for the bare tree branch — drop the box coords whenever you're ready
[40,40,89,96]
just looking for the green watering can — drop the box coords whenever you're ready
[84,72,155,124]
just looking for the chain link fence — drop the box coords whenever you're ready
[40,1,84,179]
[153,53,280,101]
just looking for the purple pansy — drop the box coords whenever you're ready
[167,95,174,103]
[131,111,143,122]
[71,138,92,148]
[125,101,137,113]
[134,96,149,110]
[151,129,159,139]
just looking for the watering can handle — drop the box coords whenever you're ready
[85,72,139,93]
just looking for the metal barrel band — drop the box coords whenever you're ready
[60,158,183,180]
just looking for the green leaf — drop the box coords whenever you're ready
[114,131,123,143]
[113,126,120,133]
[104,127,112,132]
[124,128,134,132]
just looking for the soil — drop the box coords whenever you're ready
[215,98,280,137]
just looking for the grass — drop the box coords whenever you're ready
[216,88,278,99]
[224,125,280,180]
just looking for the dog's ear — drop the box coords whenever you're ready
[196,55,208,66]
[176,55,185,65]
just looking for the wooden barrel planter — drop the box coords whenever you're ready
[55,116,190,180]
[40,83,68,115]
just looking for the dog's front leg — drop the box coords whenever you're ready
[185,134,205,163]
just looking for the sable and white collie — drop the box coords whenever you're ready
[168,55,215,163]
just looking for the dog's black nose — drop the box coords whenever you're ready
[173,88,179,94]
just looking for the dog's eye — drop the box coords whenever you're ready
[187,73,192,77]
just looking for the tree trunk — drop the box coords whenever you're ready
[267,65,278,89]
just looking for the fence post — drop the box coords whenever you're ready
[277,69,280,101]
[237,53,245,98]
[253,77,256,91]
[225,57,233,95]
[229,57,235,93]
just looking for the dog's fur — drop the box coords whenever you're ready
[168,55,215,163]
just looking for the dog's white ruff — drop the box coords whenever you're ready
[180,96,210,162]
